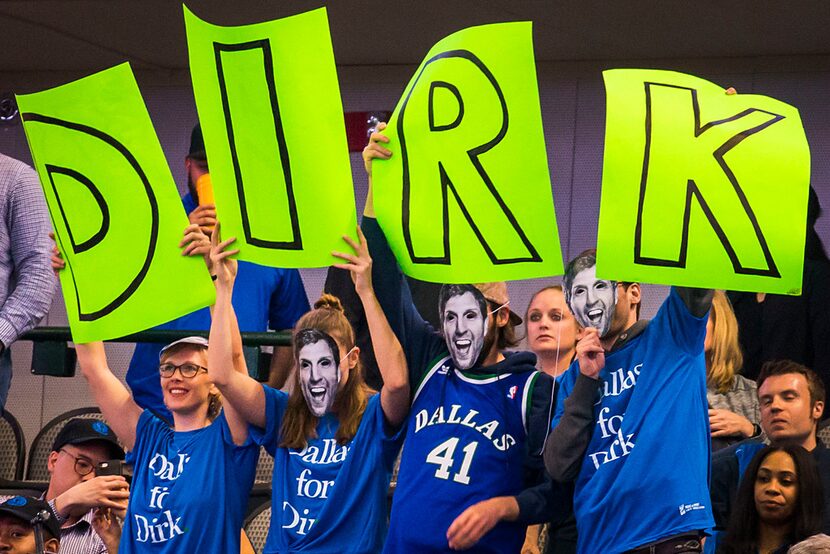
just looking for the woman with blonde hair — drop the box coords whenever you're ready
[208,223,409,553]
[707,290,761,450]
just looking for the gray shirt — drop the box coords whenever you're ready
[0,153,54,347]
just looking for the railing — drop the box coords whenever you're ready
[21,326,291,380]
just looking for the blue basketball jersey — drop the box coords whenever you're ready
[385,354,541,553]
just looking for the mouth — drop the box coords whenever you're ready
[454,338,472,355]
[167,387,189,397]
[760,500,785,510]
[309,386,327,400]
[586,308,604,324]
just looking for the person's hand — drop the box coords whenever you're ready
[725,87,737,95]
[446,497,517,550]
[179,223,212,272]
[331,226,373,298]
[208,221,239,289]
[576,327,605,379]
[362,122,391,176]
[48,232,65,276]
[92,506,123,552]
[709,408,754,438]
[188,204,217,233]
[54,475,130,518]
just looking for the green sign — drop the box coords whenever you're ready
[372,22,563,283]
[185,6,356,268]
[17,63,215,343]
[597,69,810,295]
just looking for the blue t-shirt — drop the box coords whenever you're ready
[552,288,714,553]
[250,386,403,553]
[127,194,310,420]
[122,410,258,553]
[385,356,540,554]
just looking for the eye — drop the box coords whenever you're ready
[465,311,478,320]
[595,281,608,290]
[445,313,456,322]
[550,311,562,321]
[300,360,311,369]
[528,312,541,322]
[319,358,333,368]
[77,459,94,473]
[573,286,586,296]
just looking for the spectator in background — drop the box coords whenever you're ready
[127,125,309,419]
[728,187,830,398]
[523,284,580,554]
[706,291,760,451]
[0,496,60,554]
[709,360,830,553]
[525,285,579,378]
[720,445,823,554]
[42,418,126,553]
[0,153,55,413]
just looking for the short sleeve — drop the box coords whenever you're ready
[126,410,164,465]
[268,269,310,331]
[366,394,406,471]
[247,384,289,455]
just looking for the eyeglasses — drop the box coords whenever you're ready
[60,448,95,476]
[158,362,208,378]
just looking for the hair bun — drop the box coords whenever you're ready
[314,293,344,313]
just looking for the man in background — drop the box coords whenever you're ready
[0,153,55,413]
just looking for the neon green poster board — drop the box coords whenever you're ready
[372,22,563,283]
[17,63,215,343]
[184,6,356,268]
[597,69,810,295]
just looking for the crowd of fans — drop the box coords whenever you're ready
[0,123,828,554]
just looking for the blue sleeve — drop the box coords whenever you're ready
[268,269,310,330]
[361,217,445,383]
[367,394,406,472]
[181,192,197,214]
[653,287,708,356]
[248,384,289,455]
[126,410,162,466]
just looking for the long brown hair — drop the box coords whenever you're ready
[280,294,370,449]
[707,291,744,394]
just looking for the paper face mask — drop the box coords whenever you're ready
[565,259,617,338]
[439,284,489,370]
[295,329,341,417]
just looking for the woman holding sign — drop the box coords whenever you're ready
[206,222,409,553]
[52,235,258,554]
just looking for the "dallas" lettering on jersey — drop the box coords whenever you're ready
[414,404,517,451]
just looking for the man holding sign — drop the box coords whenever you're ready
[545,251,713,553]
[0,153,54,413]
[363,128,562,553]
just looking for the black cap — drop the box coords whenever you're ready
[52,419,125,460]
[188,123,206,160]
[0,496,61,541]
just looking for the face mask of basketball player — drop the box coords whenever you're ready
[296,330,341,417]
[440,286,488,370]
[566,263,617,338]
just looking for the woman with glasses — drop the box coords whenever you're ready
[53,229,258,554]
[207,222,409,553]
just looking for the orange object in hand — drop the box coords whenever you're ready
[195,173,214,206]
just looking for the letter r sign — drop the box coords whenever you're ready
[596,69,810,295]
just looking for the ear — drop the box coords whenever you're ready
[494,307,509,329]
[347,346,360,369]
[47,450,59,474]
[44,537,60,553]
[627,283,642,308]
[813,400,824,421]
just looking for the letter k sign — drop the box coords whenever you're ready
[597,69,811,295]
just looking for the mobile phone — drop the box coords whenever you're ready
[96,460,133,483]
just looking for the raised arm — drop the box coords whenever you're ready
[361,124,445,383]
[333,227,410,426]
[207,222,267,432]
[675,287,714,318]
[75,341,141,451]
